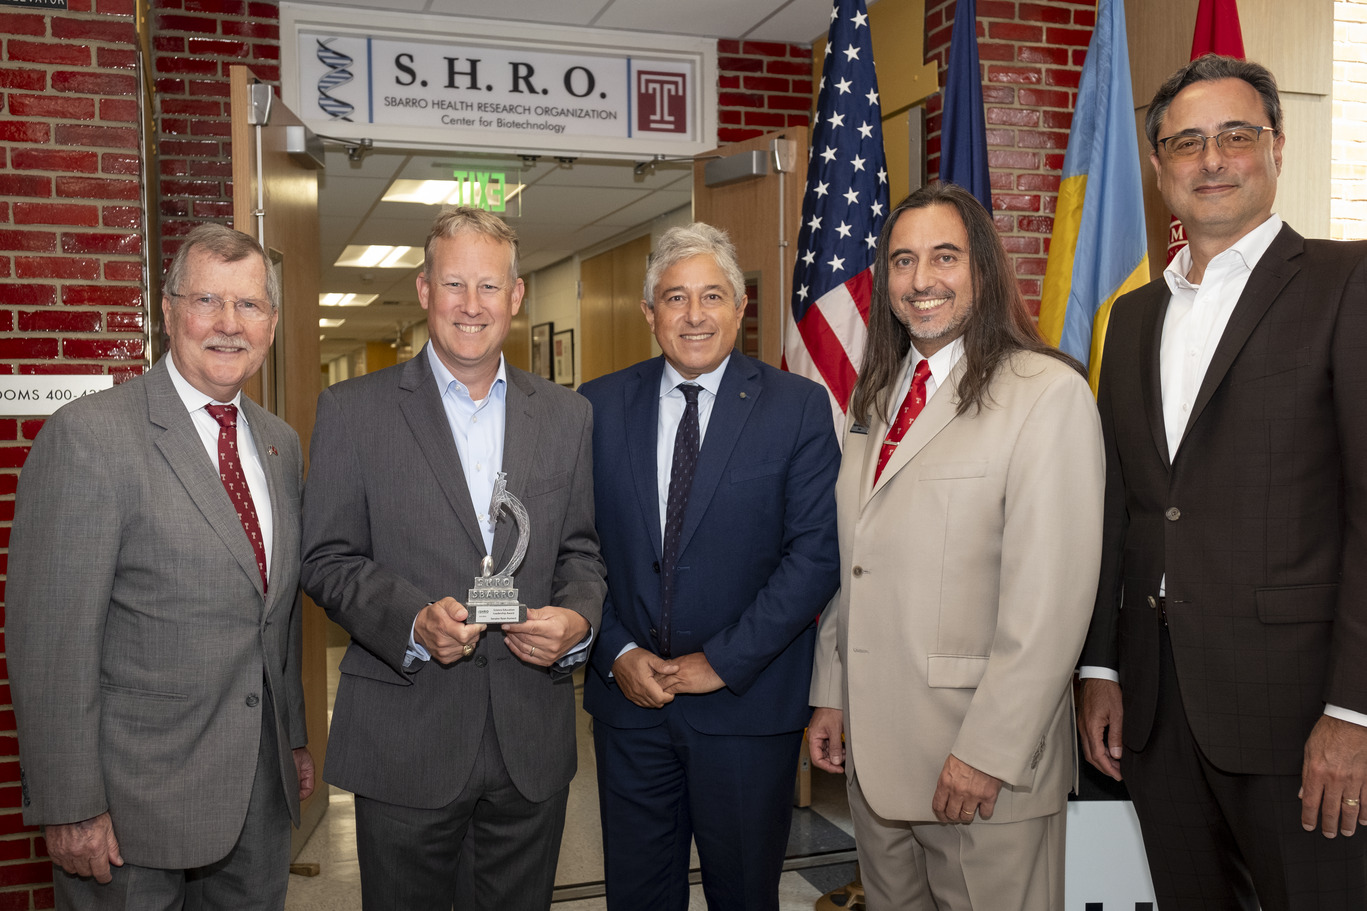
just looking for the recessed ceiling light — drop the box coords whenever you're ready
[333,245,425,269]
[319,318,347,328]
[320,292,379,307]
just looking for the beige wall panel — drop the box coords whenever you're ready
[506,299,530,372]
[580,250,615,383]
[612,235,653,371]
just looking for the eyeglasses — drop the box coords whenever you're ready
[1156,125,1279,160]
[168,292,276,322]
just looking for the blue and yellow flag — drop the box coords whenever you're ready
[1039,0,1148,392]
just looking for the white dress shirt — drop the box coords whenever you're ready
[165,352,273,583]
[887,336,966,417]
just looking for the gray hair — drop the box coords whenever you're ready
[164,223,280,310]
[643,222,746,307]
[1145,53,1282,151]
[423,206,520,278]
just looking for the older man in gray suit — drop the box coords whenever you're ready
[8,224,314,909]
[301,206,606,911]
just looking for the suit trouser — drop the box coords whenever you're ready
[846,769,1063,911]
[353,706,569,911]
[53,687,292,911]
[593,708,803,911]
[1123,628,1367,911]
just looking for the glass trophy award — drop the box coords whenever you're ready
[466,472,529,625]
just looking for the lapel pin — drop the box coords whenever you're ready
[268,446,279,456]
[739,392,747,399]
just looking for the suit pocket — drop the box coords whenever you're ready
[927,654,989,688]
[730,458,786,484]
[339,643,411,685]
[521,471,570,499]
[919,460,989,480]
[1256,583,1338,624]
[100,683,189,702]
[1228,346,1312,385]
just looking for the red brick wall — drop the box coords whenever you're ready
[151,0,280,266]
[716,39,813,143]
[924,0,1097,317]
[0,0,281,904]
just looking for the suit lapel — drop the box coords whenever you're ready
[1136,282,1172,470]
[866,355,961,505]
[626,359,666,562]
[398,352,486,556]
[494,370,536,568]
[678,355,760,556]
[147,361,266,600]
[1182,224,1302,442]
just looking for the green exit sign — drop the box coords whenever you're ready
[450,171,511,212]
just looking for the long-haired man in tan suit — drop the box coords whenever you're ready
[809,182,1105,909]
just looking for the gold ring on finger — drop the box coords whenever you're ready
[1345,798,1361,807]
[463,643,474,657]
[530,645,537,657]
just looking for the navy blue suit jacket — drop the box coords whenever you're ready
[580,354,840,735]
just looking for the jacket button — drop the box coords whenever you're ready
[475,656,488,668]
[245,693,260,707]
[852,566,864,577]
[1165,507,1181,521]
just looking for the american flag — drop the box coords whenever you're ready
[784,0,888,428]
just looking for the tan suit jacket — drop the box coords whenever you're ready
[811,350,1104,824]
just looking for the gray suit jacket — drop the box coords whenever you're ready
[300,350,605,808]
[8,358,307,869]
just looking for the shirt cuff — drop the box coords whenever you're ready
[1078,666,1120,683]
[606,641,639,678]
[403,616,431,669]
[554,625,597,669]
[1324,704,1367,728]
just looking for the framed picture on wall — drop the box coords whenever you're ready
[531,321,554,380]
[553,328,575,387]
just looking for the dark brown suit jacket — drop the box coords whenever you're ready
[1081,223,1367,776]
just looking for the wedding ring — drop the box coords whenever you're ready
[1345,798,1361,807]
[960,808,974,817]
[462,643,474,657]
[530,646,538,657]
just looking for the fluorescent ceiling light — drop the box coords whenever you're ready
[383,178,524,208]
[319,318,347,328]
[320,292,379,307]
[333,245,425,269]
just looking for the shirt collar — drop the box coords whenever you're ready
[912,336,965,390]
[659,354,731,399]
[164,350,243,412]
[1164,213,1283,293]
[426,342,506,403]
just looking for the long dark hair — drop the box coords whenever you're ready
[850,181,1082,424]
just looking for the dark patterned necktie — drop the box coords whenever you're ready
[874,359,931,487]
[659,384,701,658]
[205,404,268,591]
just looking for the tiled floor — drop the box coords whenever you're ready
[285,648,857,910]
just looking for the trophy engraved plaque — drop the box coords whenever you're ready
[467,472,529,625]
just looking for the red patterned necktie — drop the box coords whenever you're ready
[205,404,268,591]
[873,359,932,487]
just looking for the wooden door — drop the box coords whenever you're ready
[229,66,327,856]
[580,233,652,384]
[692,127,808,368]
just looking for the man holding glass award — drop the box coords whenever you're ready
[301,207,606,911]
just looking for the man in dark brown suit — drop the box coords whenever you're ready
[1078,54,1367,910]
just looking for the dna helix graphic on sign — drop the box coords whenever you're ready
[315,39,355,121]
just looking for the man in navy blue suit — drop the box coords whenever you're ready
[580,223,840,911]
